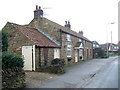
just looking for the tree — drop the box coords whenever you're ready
[1,30,8,52]
[93,48,105,58]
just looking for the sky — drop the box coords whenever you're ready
[0,0,119,44]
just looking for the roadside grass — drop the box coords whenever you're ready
[104,54,120,57]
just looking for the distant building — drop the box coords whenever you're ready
[100,43,119,55]
[92,41,100,49]
[2,5,93,71]
[118,41,120,55]
[92,41,103,58]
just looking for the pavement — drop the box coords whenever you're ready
[25,56,118,88]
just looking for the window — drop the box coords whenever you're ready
[96,45,99,47]
[67,45,72,57]
[67,34,71,41]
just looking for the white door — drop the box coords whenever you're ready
[75,50,78,62]
[54,48,60,59]
[22,46,35,71]
[79,49,83,60]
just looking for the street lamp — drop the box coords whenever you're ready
[106,22,115,56]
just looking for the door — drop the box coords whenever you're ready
[87,49,89,59]
[75,49,78,62]
[54,48,60,59]
[22,46,35,71]
[79,49,83,60]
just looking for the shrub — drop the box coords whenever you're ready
[93,48,105,58]
[1,30,8,52]
[51,58,65,66]
[50,58,65,74]
[2,52,24,69]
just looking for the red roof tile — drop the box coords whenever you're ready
[10,23,60,47]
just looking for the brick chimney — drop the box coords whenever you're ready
[79,31,83,36]
[64,21,71,29]
[34,5,43,19]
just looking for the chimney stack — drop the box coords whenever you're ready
[79,31,83,36]
[34,5,43,19]
[64,21,71,29]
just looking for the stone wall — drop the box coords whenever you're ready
[2,22,34,55]
[29,18,93,65]
[61,32,93,64]
[35,47,54,71]
[2,67,25,89]
[29,18,61,43]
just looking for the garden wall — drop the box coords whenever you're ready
[2,67,25,89]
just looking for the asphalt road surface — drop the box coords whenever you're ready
[26,56,119,88]
[77,56,118,88]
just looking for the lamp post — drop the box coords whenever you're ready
[106,22,115,56]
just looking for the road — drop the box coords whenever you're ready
[77,56,118,88]
[26,56,119,88]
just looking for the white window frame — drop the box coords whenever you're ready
[67,45,72,57]
[67,34,71,41]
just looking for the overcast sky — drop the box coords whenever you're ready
[0,0,119,44]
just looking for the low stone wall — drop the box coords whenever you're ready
[2,67,25,89]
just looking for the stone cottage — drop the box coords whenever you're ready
[2,5,93,71]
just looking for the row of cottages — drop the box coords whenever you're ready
[2,6,93,71]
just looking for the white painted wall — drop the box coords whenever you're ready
[54,48,60,59]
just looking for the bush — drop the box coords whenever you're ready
[51,58,65,66]
[1,30,8,52]
[2,52,24,69]
[50,58,65,74]
[40,58,65,74]
[93,48,105,58]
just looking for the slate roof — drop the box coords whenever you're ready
[100,43,119,51]
[29,17,91,42]
[10,22,60,47]
[75,42,82,47]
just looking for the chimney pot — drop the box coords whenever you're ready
[39,6,41,10]
[65,21,67,24]
[36,5,38,10]
[79,31,83,36]
[68,21,70,24]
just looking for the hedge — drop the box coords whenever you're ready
[1,30,8,52]
[2,52,24,69]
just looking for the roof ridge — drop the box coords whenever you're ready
[43,17,91,42]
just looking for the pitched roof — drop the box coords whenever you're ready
[9,22,60,47]
[100,43,119,50]
[29,17,91,42]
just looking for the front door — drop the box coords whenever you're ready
[79,49,83,60]
[75,49,79,62]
